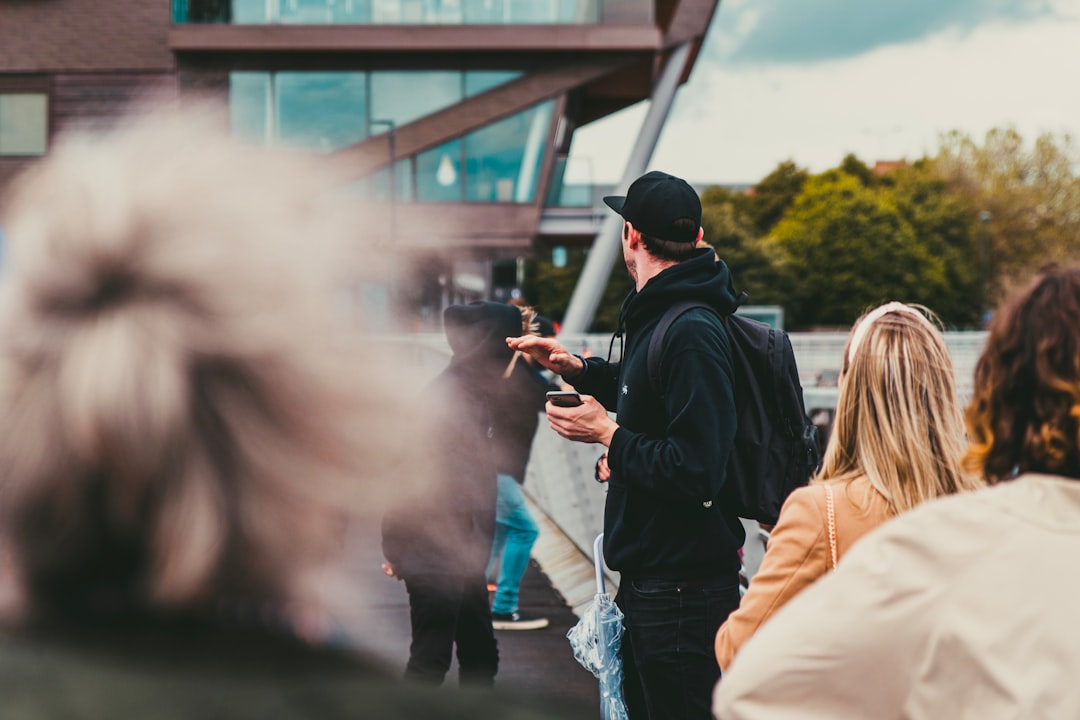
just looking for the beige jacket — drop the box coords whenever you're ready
[714,476,894,670]
[713,473,1080,720]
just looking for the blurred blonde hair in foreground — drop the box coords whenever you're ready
[0,101,406,619]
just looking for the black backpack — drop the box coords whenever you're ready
[647,297,821,525]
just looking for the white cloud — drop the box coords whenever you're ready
[570,13,1080,185]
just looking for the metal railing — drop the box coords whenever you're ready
[388,330,988,565]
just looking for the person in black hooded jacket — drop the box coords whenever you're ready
[382,300,527,687]
[508,172,743,720]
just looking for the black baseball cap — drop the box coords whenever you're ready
[603,171,701,244]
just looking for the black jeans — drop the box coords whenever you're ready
[403,572,499,687]
[616,575,740,720]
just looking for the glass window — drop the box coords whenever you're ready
[0,93,47,156]
[275,72,367,152]
[560,0,599,22]
[545,154,593,206]
[176,0,623,23]
[370,158,415,203]
[231,0,267,22]
[464,100,553,203]
[464,71,521,96]
[277,0,372,23]
[372,0,462,23]
[369,72,461,128]
[330,0,373,22]
[461,0,498,23]
[229,73,270,143]
[504,0,566,23]
[416,140,463,202]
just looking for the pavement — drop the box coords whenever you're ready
[331,520,603,718]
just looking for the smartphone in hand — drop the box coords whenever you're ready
[546,390,583,408]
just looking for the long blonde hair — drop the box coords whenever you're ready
[816,302,981,514]
[0,102,407,617]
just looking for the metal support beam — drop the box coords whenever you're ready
[559,42,692,335]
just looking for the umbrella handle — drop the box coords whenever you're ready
[593,533,605,594]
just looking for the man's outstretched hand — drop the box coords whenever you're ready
[506,335,584,379]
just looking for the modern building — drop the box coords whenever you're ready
[0,0,719,327]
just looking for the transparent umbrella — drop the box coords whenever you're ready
[567,533,629,720]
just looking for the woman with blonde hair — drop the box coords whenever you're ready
[714,266,1080,719]
[714,301,982,671]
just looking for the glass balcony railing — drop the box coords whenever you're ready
[173,0,651,25]
[544,155,594,207]
[229,70,556,205]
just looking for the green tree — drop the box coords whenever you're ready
[887,160,982,326]
[933,128,1080,309]
[745,160,809,235]
[770,173,964,328]
[700,185,791,309]
[522,245,633,334]
[837,153,877,188]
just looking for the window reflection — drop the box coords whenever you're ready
[228,72,554,204]
[229,73,270,143]
[0,93,48,156]
[174,0,614,23]
[276,73,367,151]
[279,0,372,23]
[230,70,519,152]
[464,71,521,96]
[464,100,553,203]
[370,158,415,203]
[370,72,461,128]
[417,141,463,202]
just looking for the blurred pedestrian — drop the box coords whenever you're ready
[0,101,574,720]
[382,301,532,684]
[487,315,560,631]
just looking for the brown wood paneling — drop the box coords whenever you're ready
[603,0,655,25]
[655,0,680,32]
[168,23,660,53]
[177,70,230,98]
[663,0,719,47]
[0,0,174,72]
[0,158,36,200]
[367,202,539,250]
[0,76,50,92]
[51,73,178,133]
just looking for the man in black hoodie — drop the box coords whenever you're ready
[508,171,743,720]
[383,301,526,687]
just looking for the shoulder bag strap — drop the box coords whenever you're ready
[825,484,838,570]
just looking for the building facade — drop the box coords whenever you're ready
[0,0,719,327]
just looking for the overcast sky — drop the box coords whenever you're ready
[568,0,1080,185]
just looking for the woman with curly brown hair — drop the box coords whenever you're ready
[713,266,1080,719]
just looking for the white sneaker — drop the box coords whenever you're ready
[491,611,550,631]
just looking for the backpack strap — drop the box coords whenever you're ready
[646,300,717,398]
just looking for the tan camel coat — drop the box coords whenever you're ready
[715,476,894,671]
[714,473,1080,720]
